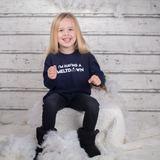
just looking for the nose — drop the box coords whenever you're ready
[64,30,69,35]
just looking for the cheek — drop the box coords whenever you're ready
[73,33,77,41]
[57,34,62,42]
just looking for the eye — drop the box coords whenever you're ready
[58,29,63,32]
[69,28,73,31]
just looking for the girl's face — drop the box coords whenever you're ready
[58,18,77,54]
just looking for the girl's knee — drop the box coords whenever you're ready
[43,94,62,112]
[89,96,99,106]
[86,97,99,114]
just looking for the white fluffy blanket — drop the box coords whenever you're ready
[0,81,160,160]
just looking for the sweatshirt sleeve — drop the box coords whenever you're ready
[88,53,104,87]
[43,54,57,89]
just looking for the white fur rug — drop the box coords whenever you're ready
[0,81,160,160]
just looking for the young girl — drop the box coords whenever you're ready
[34,12,104,160]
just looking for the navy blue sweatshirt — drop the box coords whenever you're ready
[43,49,104,102]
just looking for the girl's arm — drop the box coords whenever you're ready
[47,65,57,79]
[43,54,57,89]
[88,53,104,87]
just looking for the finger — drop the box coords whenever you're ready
[88,75,94,83]
[88,76,94,83]
[91,76,96,83]
[53,65,57,72]
[49,66,56,72]
[90,75,101,85]
[88,78,91,83]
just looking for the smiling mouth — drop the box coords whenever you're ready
[63,38,71,43]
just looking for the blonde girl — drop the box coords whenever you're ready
[47,12,89,55]
[34,12,104,160]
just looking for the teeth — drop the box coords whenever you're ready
[63,38,70,42]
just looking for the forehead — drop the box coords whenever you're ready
[59,18,75,28]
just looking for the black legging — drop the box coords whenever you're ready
[42,93,99,131]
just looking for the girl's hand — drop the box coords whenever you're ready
[88,75,101,86]
[47,65,57,79]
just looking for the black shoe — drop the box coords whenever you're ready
[77,128,100,157]
[33,127,46,160]
[33,147,43,160]
[33,127,57,160]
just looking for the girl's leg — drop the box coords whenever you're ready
[70,93,99,131]
[42,93,68,131]
[34,93,68,160]
[70,93,100,157]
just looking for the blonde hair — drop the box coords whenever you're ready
[47,12,89,55]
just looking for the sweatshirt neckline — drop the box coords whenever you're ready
[59,49,77,55]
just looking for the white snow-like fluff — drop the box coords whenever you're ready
[52,0,124,18]
[0,80,160,160]
[39,130,87,160]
